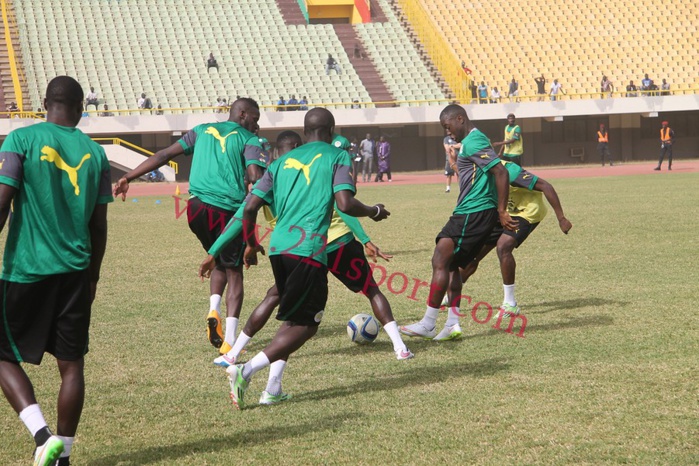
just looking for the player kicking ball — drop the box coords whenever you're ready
[400,104,516,341]
[435,161,573,339]
[200,130,412,405]
[204,108,389,410]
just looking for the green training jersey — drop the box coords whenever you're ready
[332,133,351,151]
[178,121,265,211]
[503,124,523,156]
[251,141,355,265]
[0,122,113,283]
[453,128,501,215]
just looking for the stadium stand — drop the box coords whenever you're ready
[355,0,447,105]
[412,0,698,97]
[13,0,446,112]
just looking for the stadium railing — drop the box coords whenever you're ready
[0,0,24,111]
[92,137,179,174]
[395,0,472,103]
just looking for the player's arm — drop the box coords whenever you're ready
[114,141,185,200]
[88,203,108,302]
[533,178,572,234]
[241,194,267,268]
[490,163,517,231]
[335,190,388,221]
[244,138,266,185]
[0,184,17,233]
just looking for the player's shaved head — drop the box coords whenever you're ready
[304,107,335,143]
[230,97,260,132]
[46,76,84,106]
[276,130,303,157]
[44,76,85,127]
[439,104,467,122]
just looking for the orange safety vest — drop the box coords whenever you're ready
[660,127,672,142]
[597,131,608,143]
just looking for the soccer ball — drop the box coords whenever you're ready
[347,313,381,344]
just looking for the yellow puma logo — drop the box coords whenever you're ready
[40,146,91,196]
[480,154,490,159]
[522,174,531,179]
[205,127,238,153]
[0,158,4,170]
[283,154,323,185]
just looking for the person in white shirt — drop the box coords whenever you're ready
[550,79,565,101]
[490,87,501,103]
[85,87,98,110]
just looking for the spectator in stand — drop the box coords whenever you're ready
[550,79,565,101]
[600,75,614,98]
[655,121,675,171]
[460,61,472,75]
[85,86,99,110]
[375,136,392,182]
[477,81,488,104]
[648,80,659,96]
[353,42,366,60]
[325,54,342,75]
[287,95,299,111]
[490,86,502,103]
[596,123,613,166]
[100,104,114,117]
[299,96,308,110]
[507,77,519,102]
[661,79,670,96]
[221,98,228,112]
[360,133,375,182]
[276,96,286,112]
[534,74,547,101]
[641,73,652,93]
[214,97,223,112]
[7,102,18,115]
[351,99,361,109]
[469,81,478,104]
[626,80,638,97]
[155,104,164,116]
[35,107,45,119]
[207,53,219,72]
[137,93,153,111]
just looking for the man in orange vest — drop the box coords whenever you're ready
[597,123,613,166]
[655,121,675,171]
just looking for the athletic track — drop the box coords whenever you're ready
[125,160,699,197]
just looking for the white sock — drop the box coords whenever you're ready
[446,307,460,326]
[241,351,270,381]
[57,436,73,458]
[383,321,407,352]
[503,284,516,306]
[420,306,440,329]
[265,360,287,395]
[209,294,222,312]
[228,331,251,359]
[225,317,238,345]
[18,404,47,437]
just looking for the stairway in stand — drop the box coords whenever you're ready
[0,0,30,114]
[333,24,394,107]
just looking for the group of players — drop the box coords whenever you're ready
[0,76,571,465]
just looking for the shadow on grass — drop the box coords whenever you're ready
[386,247,433,255]
[294,357,510,403]
[467,314,614,339]
[90,413,360,465]
[528,298,628,314]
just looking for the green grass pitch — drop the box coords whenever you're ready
[1,172,697,465]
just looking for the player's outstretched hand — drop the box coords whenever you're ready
[499,211,518,231]
[243,244,265,269]
[199,255,216,280]
[365,241,393,263]
[371,204,390,222]
[113,177,130,201]
[559,217,573,234]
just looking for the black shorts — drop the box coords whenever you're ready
[485,217,539,248]
[270,255,328,326]
[436,209,499,270]
[327,239,376,293]
[0,269,92,364]
[444,160,455,176]
[187,197,244,268]
[501,154,522,166]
